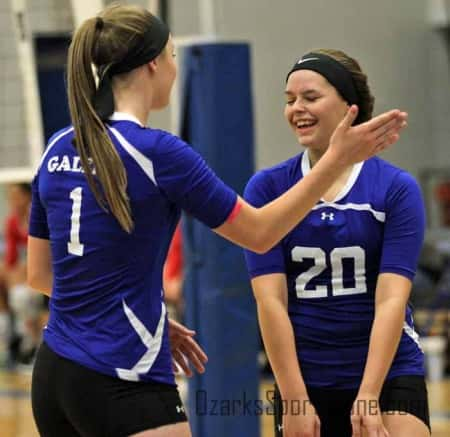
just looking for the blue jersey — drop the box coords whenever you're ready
[244,150,425,389]
[29,112,237,385]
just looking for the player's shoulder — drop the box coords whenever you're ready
[37,125,75,170]
[362,157,421,211]
[364,156,418,190]
[246,153,302,190]
[46,125,75,146]
[44,125,75,154]
[149,128,188,153]
[114,124,187,158]
[245,153,302,204]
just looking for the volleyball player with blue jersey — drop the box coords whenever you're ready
[244,50,430,437]
[27,4,408,436]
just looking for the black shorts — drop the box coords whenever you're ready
[273,375,430,437]
[32,342,188,437]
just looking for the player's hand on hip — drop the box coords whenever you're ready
[283,396,320,437]
[168,318,208,377]
[351,395,389,437]
[329,105,408,165]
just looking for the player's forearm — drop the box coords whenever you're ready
[253,149,346,252]
[358,298,406,397]
[256,297,308,399]
[218,149,347,254]
[27,272,52,296]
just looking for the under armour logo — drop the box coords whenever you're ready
[277,424,284,431]
[176,405,185,414]
[321,212,335,221]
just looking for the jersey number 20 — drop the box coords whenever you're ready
[292,246,367,298]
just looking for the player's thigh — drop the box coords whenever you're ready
[130,422,191,437]
[378,375,430,436]
[32,343,80,437]
[382,411,430,437]
[35,341,189,436]
[359,415,430,437]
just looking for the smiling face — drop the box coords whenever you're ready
[284,69,349,154]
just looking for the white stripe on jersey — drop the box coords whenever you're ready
[403,321,423,352]
[312,202,386,222]
[38,127,74,170]
[108,126,157,185]
[116,300,166,381]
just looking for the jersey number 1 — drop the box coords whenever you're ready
[68,187,84,256]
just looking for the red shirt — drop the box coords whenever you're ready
[4,214,28,268]
[163,225,183,281]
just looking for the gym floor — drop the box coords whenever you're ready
[0,371,449,436]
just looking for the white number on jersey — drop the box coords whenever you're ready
[292,247,328,298]
[292,246,367,298]
[68,187,84,256]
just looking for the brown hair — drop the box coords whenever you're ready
[67,4,155,232]
[312,49,375,124]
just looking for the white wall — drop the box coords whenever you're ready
[27,0,73,33]
[211,0,448,175]
[1,0,448,180]
[429,28,450,167]
[168,0,450,175]
[0,1,28,169]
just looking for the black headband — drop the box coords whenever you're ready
[286,52,359,106]
[94,15,170,120]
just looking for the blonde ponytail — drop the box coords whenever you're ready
[67,16,132,232]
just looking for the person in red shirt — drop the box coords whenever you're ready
[3,183,43,365]
[436,181,450,227]
[163,223,184,318]
[4,184,29,271]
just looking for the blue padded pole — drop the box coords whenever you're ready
[180,43,259,437]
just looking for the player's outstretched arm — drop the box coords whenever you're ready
[214,107,407,253]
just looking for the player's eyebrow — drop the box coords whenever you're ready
[284,89,319,97]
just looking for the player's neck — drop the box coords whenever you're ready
[308,147,354,202]
[113,81,153,126]
[114,101,150,127]
[308,147,352,172]
[308,147,328,168]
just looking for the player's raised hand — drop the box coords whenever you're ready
[168,318,208,377]
[329,105,408,165]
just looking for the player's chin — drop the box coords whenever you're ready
[297,134,315,147]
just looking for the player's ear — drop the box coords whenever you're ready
[147,59,158,73]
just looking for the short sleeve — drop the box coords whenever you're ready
[153,133,237,229]
[29,174,50,239]
[243,171,286,278]
[379,171,425,281]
